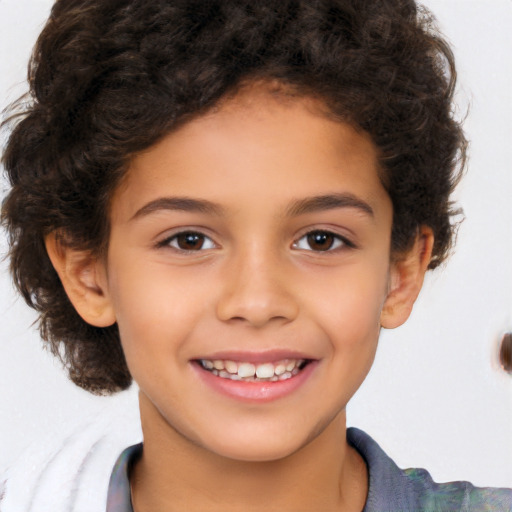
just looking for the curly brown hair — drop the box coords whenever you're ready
[1,0,466,394]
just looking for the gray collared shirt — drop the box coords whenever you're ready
[106,427,512,512]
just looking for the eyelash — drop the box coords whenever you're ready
[157,229,354,253]
[292,230,355,252]
[156,231,216,252]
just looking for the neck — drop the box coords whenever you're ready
[131,393,368,512]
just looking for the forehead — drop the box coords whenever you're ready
[111,88,390,223]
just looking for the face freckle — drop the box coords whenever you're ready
[104,88,396,462]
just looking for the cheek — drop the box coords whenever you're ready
[109,249,196,317]
[106,258,199,360]
[300,262,389,398]
[305,261,389,339]
[311,265,388,397]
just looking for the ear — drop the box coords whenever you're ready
[45,232,116,327]
[380,226,434,329]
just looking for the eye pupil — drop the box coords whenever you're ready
[307,232,334,251]
[177,233,204,250]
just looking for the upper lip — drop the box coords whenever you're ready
[192,349,316,364]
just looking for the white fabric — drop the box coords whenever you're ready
[0,406,142,512]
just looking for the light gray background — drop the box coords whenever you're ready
[1,0,511,487]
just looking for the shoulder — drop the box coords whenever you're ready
[0,408,142,512]
[347,427,512,512]
[402,467,512,512]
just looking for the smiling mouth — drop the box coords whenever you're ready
[196,358,311,382]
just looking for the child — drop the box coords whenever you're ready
[1,0,511,510]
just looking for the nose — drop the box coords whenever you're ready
[216,247,299,328]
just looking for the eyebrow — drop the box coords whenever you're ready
[131,197,224,220]
[130,192,374,221]
[286,193,374,218]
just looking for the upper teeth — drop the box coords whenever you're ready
[199,359,306,381]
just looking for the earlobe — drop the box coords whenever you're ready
[45,232,116,327]
[380,226,434,329]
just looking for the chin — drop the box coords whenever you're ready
[212,439,302,463]
[197,421,321,463]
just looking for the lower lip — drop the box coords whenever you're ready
[192,361,318,403]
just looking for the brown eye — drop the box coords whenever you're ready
[167,232,215,251]
[294,230,345,252]
[307,232,335,251]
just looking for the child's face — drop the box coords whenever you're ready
[100,90,400,461]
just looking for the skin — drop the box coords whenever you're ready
[46,86,433,511]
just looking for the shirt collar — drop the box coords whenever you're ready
[107,428,419,512]
[347,427,421,511]
[106,443,141,512]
